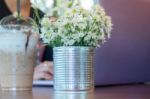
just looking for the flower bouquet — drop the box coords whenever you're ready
[39,1,112,47]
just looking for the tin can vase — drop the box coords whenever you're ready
[53,46,94,92]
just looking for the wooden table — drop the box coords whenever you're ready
[0,84,150,99]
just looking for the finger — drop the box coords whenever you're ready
[44,61,54,74]
[34,71,53,80]
[39,61,54,74]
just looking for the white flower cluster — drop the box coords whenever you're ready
[40,1,112,47]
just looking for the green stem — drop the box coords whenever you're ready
[53,0,57,7]
[17,0,21,19]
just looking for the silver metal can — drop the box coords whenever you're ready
[53,46,94,92]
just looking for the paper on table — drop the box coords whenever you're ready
[33,80,53,86]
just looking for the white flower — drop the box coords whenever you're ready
[39,1,113,47]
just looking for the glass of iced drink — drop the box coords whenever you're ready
[0,15,39,91]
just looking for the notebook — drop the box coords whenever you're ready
[33,80,53,86]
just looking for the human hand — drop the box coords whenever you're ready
[34,61,53,80]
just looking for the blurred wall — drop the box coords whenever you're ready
[94,0,150,85]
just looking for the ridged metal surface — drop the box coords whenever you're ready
[53,46,94,92]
